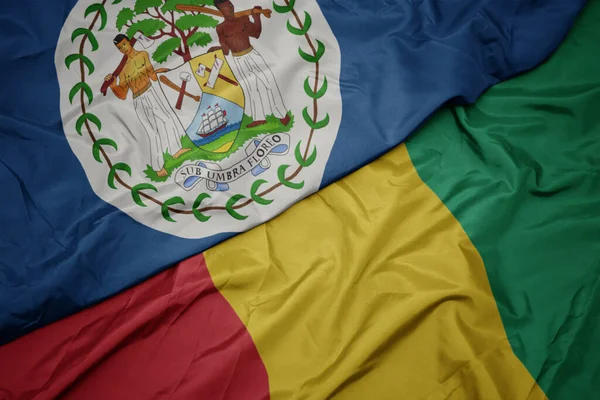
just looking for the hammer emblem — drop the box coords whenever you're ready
[176,72,192,110]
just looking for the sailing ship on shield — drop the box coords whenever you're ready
[155,49,290,191]
[158,50,245,154]
[198,104,228,138]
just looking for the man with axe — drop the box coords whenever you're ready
[200,0,291,129]
[103,34,191,177]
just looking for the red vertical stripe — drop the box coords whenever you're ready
[0,254,269,400]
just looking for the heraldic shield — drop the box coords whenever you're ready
[158,50,244,154]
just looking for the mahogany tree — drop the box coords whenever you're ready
[116,0,219,63]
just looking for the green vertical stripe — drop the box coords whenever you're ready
[406,2,600,398]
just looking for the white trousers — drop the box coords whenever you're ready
[231,49,287,121]
[133,84,186,171]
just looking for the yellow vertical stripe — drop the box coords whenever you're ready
[205,145,546,399]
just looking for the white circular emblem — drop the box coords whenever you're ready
[55,0,342,239]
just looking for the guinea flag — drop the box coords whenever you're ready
[1,1,599,398]
[0,0,586,345]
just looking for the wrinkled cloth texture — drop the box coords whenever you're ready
[1,2,599,398]
[406,3,600,397]
[0,0,587,345]
[0,254,269,400]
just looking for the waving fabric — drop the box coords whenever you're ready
[1,1,598,398]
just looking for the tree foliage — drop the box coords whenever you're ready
[126,19,167,38]
[117,0,219,63]
[175,14,218,30]
[188,32,212,47]
[152,37,182,63]
[134,0,163,15]
[116,8,135,31]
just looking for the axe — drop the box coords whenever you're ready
[100,32,155,96]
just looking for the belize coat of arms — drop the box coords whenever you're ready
[56,0,342,238]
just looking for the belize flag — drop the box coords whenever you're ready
[0,0,594,396]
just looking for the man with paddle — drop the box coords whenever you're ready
[104,34,191,177]
[179,0,291,129]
